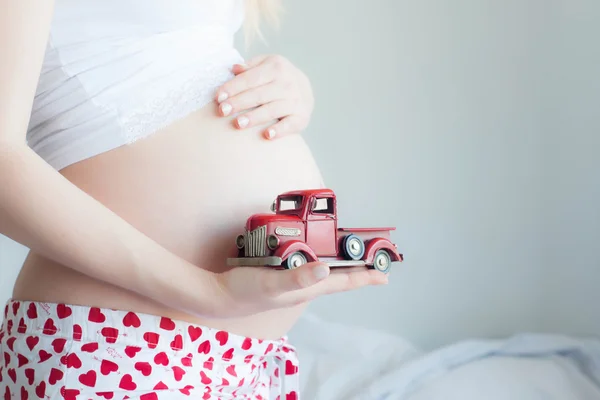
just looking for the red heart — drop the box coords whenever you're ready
[20,386,28,400]
[203,357,214,370]
[222,348,234,361]
[143,332,159,349]
[7,368,16,383]
[26,336,39,351]
[159,317,175,331]
[56,304,72,319]
[60,353,82,369]
[226,365,237,377]
[12,302,20,316]
[17,354,29,368]
[153,381,168,390]
[3,386,9,400]
[27,303,38,319]
[285,360,298,375]
[6,337,16,352]
[203,393,210,400]
[88,308,106,323]
[96,392,113,399]
[178,385,194,396]
[49,368,64,385]
[118,374,137,391]
[140,394,158,400]
[181,353,193,367]
[221,377,229,386]
[100,327,119,344]
[35,381,46,398]
[287,392,298,400]
[24,368,35,385]
[237,377,245,387]
[241,338,252,350]
[17,318,27,334]
[170,334,183,350]
[38,350,52,363]
[3,351,10,367]
[264,343,274,355]
[124,346,141,358]
[42,319,57,335]
[78,370,97,387]
[100,359,118,375]
[52,338,67,353]
[7,320,13,335]
[134,362,152,377]
[188,326,202,342]
[200,371,212,385]
[60,387,80,400]
[122,312,141,328]
[172,366,185,381]
[197,340,211,354]
[215,331,229,346]
[244,355,253,364]
[72,325,82,341]
[153,352,169,366]
[274,367,279,378]
[81,343,98,353]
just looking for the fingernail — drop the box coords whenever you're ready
[220,102,232,116]
[313,265,330,281]
[217,92,228,103]
[265,128,276,140]
[237,63,248,69]
[237,116,249,128]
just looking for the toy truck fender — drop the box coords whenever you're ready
[364,238,403,264]
[274,240,318,263]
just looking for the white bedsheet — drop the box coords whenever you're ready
[289,313,600,399]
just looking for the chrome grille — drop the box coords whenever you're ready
[245,225,267,257]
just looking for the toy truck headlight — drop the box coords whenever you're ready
[267,234,279,250]
[236,234,245,249]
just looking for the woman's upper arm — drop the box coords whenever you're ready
[0,0,55,146]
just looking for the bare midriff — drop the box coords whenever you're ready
[11,102,325,340]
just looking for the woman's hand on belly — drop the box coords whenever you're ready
[215,55,314,140]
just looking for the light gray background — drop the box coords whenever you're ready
[1,0,598,351]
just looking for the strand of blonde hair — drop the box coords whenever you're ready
[244,0,282,46]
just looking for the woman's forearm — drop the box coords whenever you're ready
[0,143,220,317]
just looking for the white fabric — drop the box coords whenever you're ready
[27,0,245,170]
[290,312,600,400]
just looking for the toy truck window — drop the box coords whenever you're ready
[311,197,334,214]
[278,195,304,213]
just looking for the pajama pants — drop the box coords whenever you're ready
[0,300,300,400]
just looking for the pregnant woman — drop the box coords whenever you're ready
[0,0,387,399]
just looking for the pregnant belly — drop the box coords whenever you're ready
[14,103,325,339]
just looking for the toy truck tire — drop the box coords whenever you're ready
[371,250,392,274]
[284,252,308,269]
[342,234,365,260]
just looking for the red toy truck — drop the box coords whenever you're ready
[226,188,403,274]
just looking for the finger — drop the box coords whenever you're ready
[218,83,285,117]
[261,115,307,140]
[234,99,296,130]
[231,55,269,75]
[216,65,275,102]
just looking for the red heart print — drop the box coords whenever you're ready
[72,325,82,341]
[17,354,29,368]
[118,374,137,391]
[60,353,82,369]
[203,393,210,400]
[221,377,229,386]
[200,371,212,385]
[241,338,252,350]
[27,303,38,319]
[179,385,194,396]
[7,320,13,335]
[172,366,185,381]
[35,381,46,398]
[140,394,158,400]
[197,340,211,354]
[56,304,72,319]
[153,352,169,366]
[181,353,193,367]
[134,362,152,377]
[159,317,175,331]
[42,319,57,335]
[38,350,52,363]
[287,392,298,400]
[88,308,106,323]
[6,337,16,352]
[17,318,27,334]
[274,367,279,378]
[3,386,9,400]
[25,368,35,385]
[49,368,64,385]
[60,387,80,400]
[124,346,141,358]
[12,302,20,316]
[52,338,67,353]
[222,348,234,360]
[215,331,228,346]
[143,332,159,349]
[7,368,16,383]
[203,357,214,370]
[96,393,113,399]
[21,386,28,400]
[285,360,298,375]
[100,327,119,344]
[226,365,237,377]
[122,312,141,328]
[170,334,183,350]
[264,343,274,355]
[100,359,118,375]
[26,336,39,351]
[244,355,253,364]
[78,370,97,387]
[188,326,202,342]
[153,381,168,390]
[81,343,98,353]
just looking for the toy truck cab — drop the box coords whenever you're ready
[227,188,403,274]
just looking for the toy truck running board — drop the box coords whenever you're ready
[227,256,366,268]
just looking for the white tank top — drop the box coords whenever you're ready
[27,0,245,170]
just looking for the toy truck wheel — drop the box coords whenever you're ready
[372,250,392,274]
[342,234,365,261]
[284,252,308,269]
